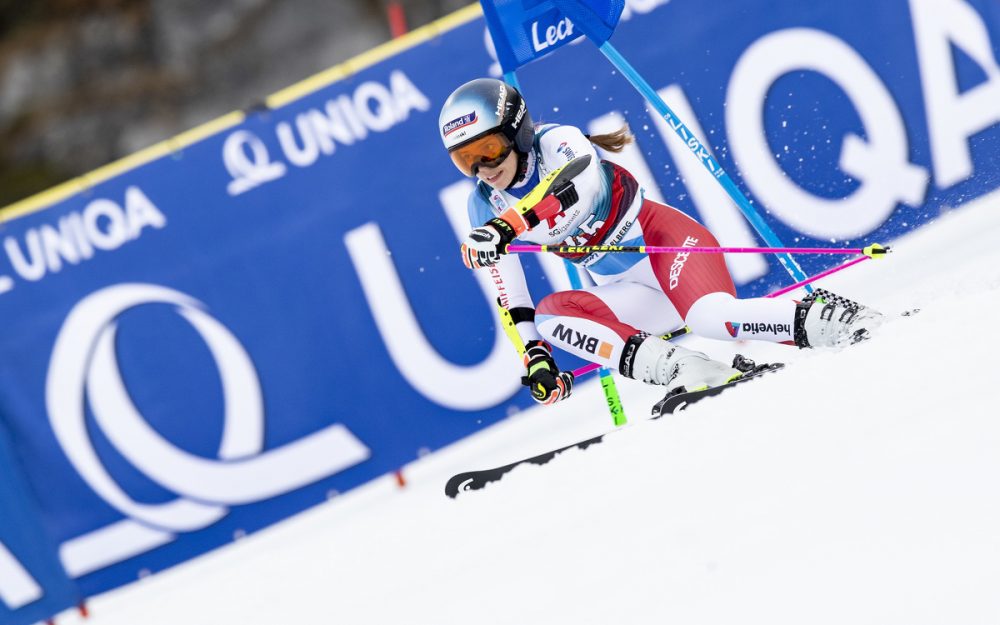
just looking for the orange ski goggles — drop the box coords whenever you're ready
[448,132,514,177]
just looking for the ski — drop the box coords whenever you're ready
[651,363,784,416]
[650,310,916,417]
[445,363,783,498]
[444,308,919,497]
[445,433,606,498]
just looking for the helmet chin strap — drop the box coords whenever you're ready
[506,149,534,190]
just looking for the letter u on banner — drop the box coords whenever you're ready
[345,221,522,411]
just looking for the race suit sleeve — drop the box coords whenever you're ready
[467,188,543,343]
[537,125,605,211]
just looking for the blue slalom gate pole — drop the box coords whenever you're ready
[597,41,811,290]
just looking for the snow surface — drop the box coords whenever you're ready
[58,191,1000,625]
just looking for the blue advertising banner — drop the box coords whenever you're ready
[0,1,998,623]
[0,421,80,625]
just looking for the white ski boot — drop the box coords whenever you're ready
[620,333,743,395]
[793,288,884,348]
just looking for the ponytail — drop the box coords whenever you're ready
[586,125,633,153]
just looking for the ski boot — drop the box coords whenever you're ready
[620,333,743,397]
[793,288,884,348]
[647,353,785,415]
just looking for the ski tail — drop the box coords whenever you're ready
[445,434,605,498]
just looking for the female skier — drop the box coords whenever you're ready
[439,78,883,406]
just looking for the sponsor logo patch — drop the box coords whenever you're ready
[442,112,478,137]
[513,100,526,127]
[495,83,507,117]
[729,322,793,336]
[669,236,699,290]
[618,332,648,378]
[552,323,613,359]
[529,11,576,53]
[556,141,576,160]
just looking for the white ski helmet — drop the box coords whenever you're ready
[438,78,534,178]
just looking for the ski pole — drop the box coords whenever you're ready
[496,300,628,426]
[495,299,529,358]
[493,242,887,407]
[765,255,872,298]
[598,367,626,427]
[507,243,890,257]
[594,40,810,288]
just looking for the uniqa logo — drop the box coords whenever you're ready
[46,283,370,577]
[223,70,429,196]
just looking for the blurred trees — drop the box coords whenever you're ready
[0,0,465,208]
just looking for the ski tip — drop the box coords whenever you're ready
[444,474,480,498]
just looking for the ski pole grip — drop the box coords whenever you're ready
[863,243,890,258]
[496,299,527,358]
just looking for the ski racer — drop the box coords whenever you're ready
[439,78,883,406]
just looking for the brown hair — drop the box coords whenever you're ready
[586,125,633,153]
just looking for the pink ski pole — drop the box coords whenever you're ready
[765,256,873,298]
[564,246,889,376]
[507,243,890,257]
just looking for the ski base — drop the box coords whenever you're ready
[652,363,784,416]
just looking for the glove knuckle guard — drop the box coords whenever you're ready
[470,229,494,244]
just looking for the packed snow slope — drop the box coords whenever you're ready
[60,192,1000,625]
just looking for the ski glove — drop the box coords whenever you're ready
[521,340,574,405]
[461,217,517,269]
